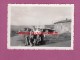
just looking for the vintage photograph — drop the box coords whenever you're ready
[7,4,74,50]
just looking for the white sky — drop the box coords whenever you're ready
[10,5,73,25]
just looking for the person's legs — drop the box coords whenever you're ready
[27,37,30,45]
[33,35,37,46]
[36,35,41,45]
[25,36,30,46]
[33,38,37,46]
[40,34,45,45]
[25,37,28,46]
[29,38,34,46]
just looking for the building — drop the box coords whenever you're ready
[34,25,45,29]
[53,19,71,34]
[45,25,54,29]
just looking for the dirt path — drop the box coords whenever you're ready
[10,35,71,47]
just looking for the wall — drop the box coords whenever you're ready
[54,22,71,34]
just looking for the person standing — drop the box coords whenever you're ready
[24,28,30,46]
[29,29,34,46]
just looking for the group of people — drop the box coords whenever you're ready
[23,28,45,46]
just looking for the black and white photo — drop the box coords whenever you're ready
[7,4,74,50]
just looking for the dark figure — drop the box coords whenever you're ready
[24,28,30,46]
[39,29,45,45]
[29,29,34,46]
[32,28,41,46]
[39,34,45,45]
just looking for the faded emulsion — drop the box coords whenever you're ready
[8,4,74,50]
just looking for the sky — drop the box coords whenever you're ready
[10,5,73,25]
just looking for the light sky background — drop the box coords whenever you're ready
[10,5,73,25]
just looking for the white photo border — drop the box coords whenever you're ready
[7,4,74,50]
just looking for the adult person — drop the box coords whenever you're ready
[39,29,45,45]
[24,28,30,46]
[33,28,41,46]
[29,29,34,46]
